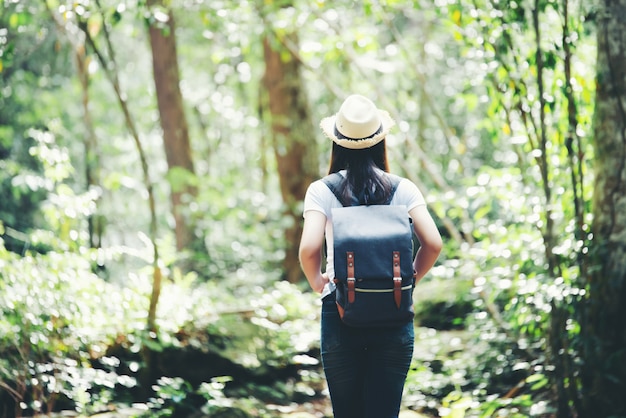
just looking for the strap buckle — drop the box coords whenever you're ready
[393,251,402,308]
[347,252,356,303]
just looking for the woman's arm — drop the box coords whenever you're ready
[409,205,443,282]
[298,210,330,293]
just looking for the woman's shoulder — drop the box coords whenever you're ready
[385,172,404,183]
[384,172,414,189]
[306,176,339,200]
[307,178,329,194]
[304,176,346,214]
[387,174,425,206]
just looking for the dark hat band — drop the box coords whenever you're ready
[333,124,383,141]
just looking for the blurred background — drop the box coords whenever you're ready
[1,0,622,416]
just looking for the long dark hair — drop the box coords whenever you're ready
[327,140,393,205]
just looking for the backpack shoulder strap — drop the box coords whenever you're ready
[322,172,403,207]
[384,174,402,205]
[321,173,348,206]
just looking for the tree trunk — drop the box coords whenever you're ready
[582,0,626,414]
[262,34,319,283]
[147,2,197,254]
[75,43,104,249]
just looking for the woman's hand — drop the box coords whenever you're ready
[319,271,330,292]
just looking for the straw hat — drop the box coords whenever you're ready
[320,94,395,150]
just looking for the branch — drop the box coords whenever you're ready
[298,7,472,245]
[532,0,559,275]
[561,0,587,274]
[44,0,163,332]
[0,379,23,402]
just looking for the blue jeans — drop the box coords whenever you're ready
[321,292,414,418]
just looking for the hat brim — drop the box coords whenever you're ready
[320,110,395,150]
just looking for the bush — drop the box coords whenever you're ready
[0,230,325,417]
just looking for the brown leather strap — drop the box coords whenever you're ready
[393,251,402,308]
[347,252,355,303]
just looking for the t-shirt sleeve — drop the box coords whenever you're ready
[394,178,426,211]
[303,180,330,218]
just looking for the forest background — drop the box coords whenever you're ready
[1,0,626,417]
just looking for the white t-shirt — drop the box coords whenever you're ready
[302,170,426,298]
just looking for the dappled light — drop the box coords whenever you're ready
[1,0,625,417]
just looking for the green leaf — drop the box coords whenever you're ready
[166,166,198,193]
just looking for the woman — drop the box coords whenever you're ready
[299,94,442,418]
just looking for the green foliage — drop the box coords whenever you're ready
[192,184,288,281]
[0,0,603,416]
[143,374,319,418]
[0,241,139,414]
[0,229,323,416]
[0,1,81,255]
[142,377,194,418]
[404,156,588,416]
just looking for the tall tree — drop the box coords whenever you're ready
[0,3,62,254]
[581,0,626,414]
[261,28,319,283]
[146,1,198,255]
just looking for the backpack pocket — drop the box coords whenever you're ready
[335,277,415,327]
